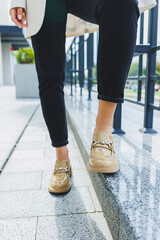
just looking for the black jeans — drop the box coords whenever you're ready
[31,0,140,147]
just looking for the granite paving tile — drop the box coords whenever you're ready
[3,157,82,173]
[36,213,112,240]
[0,187,95,219]
[0,217,37,240]
[9,149,44,161]
[0,172,41,191]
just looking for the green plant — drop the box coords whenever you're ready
[12,47,35,64]
[92,64,97,80]
[156,62,160,84]
[128,62,139,76]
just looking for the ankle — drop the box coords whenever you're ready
[94,127,112,135]
[56,145,69,161]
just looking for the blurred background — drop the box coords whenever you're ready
[0,1,160,101]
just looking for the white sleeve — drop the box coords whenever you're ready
[10,0,26,10]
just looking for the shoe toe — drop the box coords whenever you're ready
[90,147,115,167]
[90,155,116,168]
[87,131,120,173]
[48,160,72,193]
[50,173,70,190]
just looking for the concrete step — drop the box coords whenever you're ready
[64,85,160,240]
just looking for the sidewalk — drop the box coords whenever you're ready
[0,86,39,171]
[0,86,113,240]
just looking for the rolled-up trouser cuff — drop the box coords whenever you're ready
[97,93,124,103]
[51,140,69,148]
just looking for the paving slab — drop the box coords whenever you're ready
[0,86,39,171]
[0,172,41,191]
[36,213,112,240]
[0,187,95,219]
[0,86,113,239]
[0,217,37,240]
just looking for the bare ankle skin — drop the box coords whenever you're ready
[94,100,117,135]
[56,145,70,162]
[94,127,112,135]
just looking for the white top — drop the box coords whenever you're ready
[9,0,157,40]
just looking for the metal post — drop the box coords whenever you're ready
[87,33,94,100]
[112,103,125,134]
[74,40,77,91]
[70,46,73,96]
[137,13,144,102]
[139,5,158,133]
[79,36,84,96]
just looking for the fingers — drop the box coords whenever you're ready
[10,7,28,28]
[17,7,23,20]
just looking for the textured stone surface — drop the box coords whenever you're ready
[36,213,112,240]
[9,149,44,161]
[0,187,95,219]
[0,217,37,240]
[0,172,41,191]
[0,86,113,240]
[3,159,55,173]
[64,85,160,240]
[0,86,39,170]
[3,156,82,173]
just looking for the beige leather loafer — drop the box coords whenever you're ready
[87,131,120,173]
[48,159,72,193]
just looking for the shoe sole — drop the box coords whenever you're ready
[48,183,72,193]
[87,161,120,173]
[48,165,72,193]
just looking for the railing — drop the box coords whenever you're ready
[65,1,159,134]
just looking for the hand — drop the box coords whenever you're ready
[9,7,28,28]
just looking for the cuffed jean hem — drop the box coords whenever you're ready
[51,140,69,148]
[97,93,124,103]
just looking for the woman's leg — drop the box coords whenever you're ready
[95,0,140,134]
[31,0,70,161]
[67,0,140,133]
[94,101,117,135]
